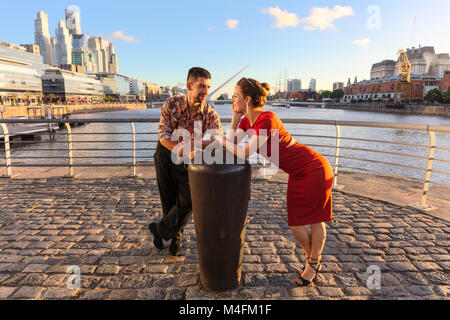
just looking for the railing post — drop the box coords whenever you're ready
[0,123,12,178]
[409,127,436,212]
[64,122,74,177]
[333,124,343,189]
[131,122,136,177]
[422,129,436,208]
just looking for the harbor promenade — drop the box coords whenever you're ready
[0,166,448,300]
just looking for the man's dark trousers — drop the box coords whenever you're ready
[154,142,192,242]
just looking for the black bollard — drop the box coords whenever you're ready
[188,152,251,291]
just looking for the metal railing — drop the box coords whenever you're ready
[1,117,449,212]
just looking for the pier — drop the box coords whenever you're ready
[0,169,448,300]
[0,117,448,300]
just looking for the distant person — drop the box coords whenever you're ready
[217,78,334,286]
[149,67,223,256]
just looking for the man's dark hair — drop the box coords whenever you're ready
[187,67,211,83]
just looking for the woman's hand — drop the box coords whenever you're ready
[232,110,244,121]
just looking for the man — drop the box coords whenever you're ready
[149,67,222,255]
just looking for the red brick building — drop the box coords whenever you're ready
[442,71,450,93]
[343,75,442,103]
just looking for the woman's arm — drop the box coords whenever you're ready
[219,133,270,160]
[226,112,246,144]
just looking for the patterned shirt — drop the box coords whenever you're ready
[158,95,223,142]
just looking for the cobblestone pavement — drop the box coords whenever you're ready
[0,177,448,300]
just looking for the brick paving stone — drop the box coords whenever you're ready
[9,286,45,299]
[78,289,111,300]
[41,288,79,300]
[95,265,121,275]
[0,177,449,300]
[407,285,435,296]
[0,287,17,299]
[109,289,138,300]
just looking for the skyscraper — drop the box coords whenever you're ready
[65,8,82,35]
[88,36,104,72]
[309,79,316,91]
[34,11,54,65]
[72,47,97,72]
[55,20,73,65]
[333,82,344,91]
[287,79,301,92]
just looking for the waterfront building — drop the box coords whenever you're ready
[20,44,40,56]
[370,60,396,79]
[395,46,450,79]
[287,79,301,92]
[343,74,441,103]
[41,69,104,103]
[94,72,131,101]
[144,82,162,100]
[0,43,50,105]
[65,8,82,35]
[72,47,97,73]
[54,20,73,66]
[34,11,54,66]
[333,82,344,91]
[59,64,85,73]
[218,93,229,100]
[129,78,146,101]
[442,71,450,93]
[430,54,450,79]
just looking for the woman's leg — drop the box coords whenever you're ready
[301,222,326,280]
[289,225,312,261]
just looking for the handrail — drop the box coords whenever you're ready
[1,117,450,133]
[1,117,449,212]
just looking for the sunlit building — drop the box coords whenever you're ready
[0,43,49,104]
[41,69,104,103]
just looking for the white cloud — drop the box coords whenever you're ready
[110,30,139,43]
[225,19,239,30]
[262,7,299,29]
[352,38,371,47]
[301,5,354,31]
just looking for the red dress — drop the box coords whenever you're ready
[238,111,334,226]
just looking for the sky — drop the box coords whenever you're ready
[1,0,449,96]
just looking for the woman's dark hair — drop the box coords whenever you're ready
[187,67,211,83]
[237,77,271,107]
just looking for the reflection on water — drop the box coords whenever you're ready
[2,105,450,184]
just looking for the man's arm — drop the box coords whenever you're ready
[158,101,179,152]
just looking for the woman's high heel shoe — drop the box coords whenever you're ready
[294,258,322,287]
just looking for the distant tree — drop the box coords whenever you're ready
[424,89,443,104]
[217,95,224,101]
[331,89,344,101]
[319,90,332,101]
[443,88,450,104]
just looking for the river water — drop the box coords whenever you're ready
[2,104,450,185]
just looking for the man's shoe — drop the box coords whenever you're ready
[169,237,181,256]
[149,223,164,250]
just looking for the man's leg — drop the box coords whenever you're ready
[150,142,178,248]
[154,142,177,217]
[158,163,193,240]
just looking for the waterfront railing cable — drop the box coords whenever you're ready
[1,117,449,212]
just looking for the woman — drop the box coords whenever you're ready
[217,78,334,286]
